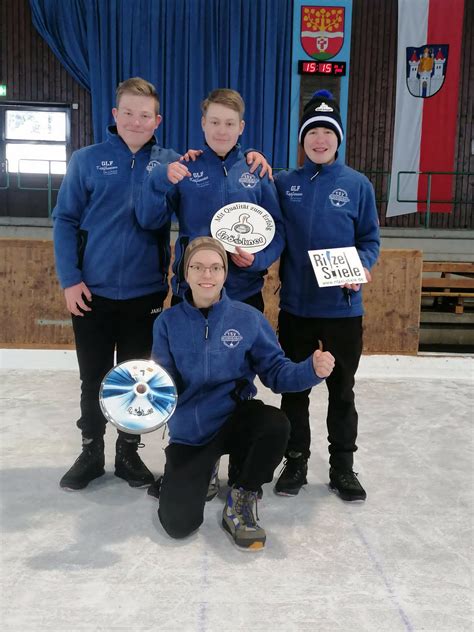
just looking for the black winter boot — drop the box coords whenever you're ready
[329,467,367,501]
[147,475,162,499]
[60,437,105,490]
[114,436,154,488]
[274,451,308,496]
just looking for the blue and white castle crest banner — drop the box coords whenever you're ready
[387,0,464,217]
[406,44,448,98]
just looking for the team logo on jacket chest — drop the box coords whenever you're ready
[221,329,243,348]
[96,160,118,176]
[285,185,303,201]
[239,172,258,188]
[190,171,209,187]
[329,188,350,207]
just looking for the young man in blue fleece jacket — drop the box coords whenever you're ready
[150,237,335,551]
[274,90,380,501]
[136,88,284,312]
[53,78,269,492]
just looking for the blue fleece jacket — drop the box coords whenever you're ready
[53,126,181,300]
[136,145,285,301]
[152,290,322,446]
[275,158,380,318]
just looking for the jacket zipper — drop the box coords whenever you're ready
[222,161,228,217]
[196,318,210,439]
[309,169,318,252]
[119,153,137,297]
[310,166,351,310]
[310,166,321,181]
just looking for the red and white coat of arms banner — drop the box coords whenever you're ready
[300,6,345,60]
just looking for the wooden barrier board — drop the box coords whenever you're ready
[263,249,422,355]
[0,239,422,354]
[0,239,75,348]
[362,249,422,355]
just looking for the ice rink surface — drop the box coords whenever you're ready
[0,351,473,632]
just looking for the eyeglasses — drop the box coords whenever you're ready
[188,264,225,275]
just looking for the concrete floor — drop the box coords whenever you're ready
[0,352,472,632]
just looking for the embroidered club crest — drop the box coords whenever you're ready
[146,159,160,173]
[328,188,350,207]
[314,102,334,113]
[238,172,258,188]
[221,329,243,348]
[406,44,448,98]
[301,6,345,60]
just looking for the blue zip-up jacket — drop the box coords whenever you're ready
[275,158,380,318]
[152,290,323,446]
[136,145,285,301]
[53,126,181,300]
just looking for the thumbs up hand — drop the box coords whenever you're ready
[312,342,335,378]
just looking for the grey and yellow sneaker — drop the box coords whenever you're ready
[222,487,266,550]
[206,459,220,501]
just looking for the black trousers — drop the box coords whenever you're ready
[278,310,363,470]
[71,291,167,440]
[242,291,264,313]
[158,400,290,539]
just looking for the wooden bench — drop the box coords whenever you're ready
[422,262,474,314]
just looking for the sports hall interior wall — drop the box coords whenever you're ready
[0,0,472,227]
[0,0,472,352]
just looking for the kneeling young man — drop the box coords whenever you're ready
[150,237,334,550]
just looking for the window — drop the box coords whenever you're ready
[1,104,70,174]
[6,143,66,174]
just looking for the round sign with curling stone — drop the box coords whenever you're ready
[210,202,276,254]
[99,359,177,434]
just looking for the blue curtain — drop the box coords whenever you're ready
[29,0,292,167]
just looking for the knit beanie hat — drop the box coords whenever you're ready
[183,236,228,280]
[298,89,344,147]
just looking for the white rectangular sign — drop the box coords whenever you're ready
[308,247,367,288]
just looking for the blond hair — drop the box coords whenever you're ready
[116,77,160,114]
[201,88,245,119]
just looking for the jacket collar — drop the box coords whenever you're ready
[106,125,157,154]
[201,143,243,168]
[182,287,229,320]
[302,155,342,179]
